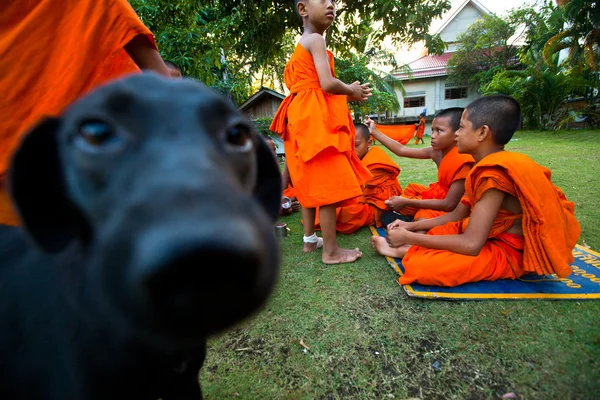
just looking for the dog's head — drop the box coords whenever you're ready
[9,73,281,340]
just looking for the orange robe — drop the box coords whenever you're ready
[401,147,474,219]
[270,44,371,208]
[400,151,580,287]
[374,124,416,145]
[0,0,156,225]
[414,116,425,144]
[283,184,296,199]
[329,146,402,234]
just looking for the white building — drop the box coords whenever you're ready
[393,0,492,119]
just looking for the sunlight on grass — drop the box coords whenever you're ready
[201,130,600,399]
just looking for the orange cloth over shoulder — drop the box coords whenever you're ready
[374,124,416,145]
[401,151,580,287]
[0,0,156,226]
[270,44,371,208]
[332,146,402,234]
[401,146,474,219]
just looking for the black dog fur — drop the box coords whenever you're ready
[0,73,282,399]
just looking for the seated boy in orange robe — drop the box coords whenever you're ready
[371,95,580,287]
[365,108,474,224]
[316,124,403,234]
[0,0,172,226]
[269,0,372,264]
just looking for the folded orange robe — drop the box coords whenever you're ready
[414,117,425,144]
[270,44,371,208]
[401,147,474,219]
[0,0,156,225]
[330,146,402,234]
[400,151,580,287]
[374,124,416,145]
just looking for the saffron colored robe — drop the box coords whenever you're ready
[414,116,425,144]
[0,0,156,226]
[401,147,474,219]
[374,124,416,145]
[400,151,580,287]
[270,44,371,208]
[330,146,402,234]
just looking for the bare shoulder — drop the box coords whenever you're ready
[299,33,326,53]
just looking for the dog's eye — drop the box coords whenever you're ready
[225,124,252,150]
[77,120,117,147]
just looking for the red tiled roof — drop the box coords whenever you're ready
[394,52,454,80]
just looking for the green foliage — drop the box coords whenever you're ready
[447,14,519,88]
[482,3,600,129]
[252,117,274,137]
[129,0,451,105]
[544,0,600,73]
[335,48,405,119]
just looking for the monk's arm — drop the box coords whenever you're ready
[124,35,171,77]
[398,179,466,212]
[303,35,355,95]
[369,126,433,159]
[401,189,505,255]
[406,202,470,232]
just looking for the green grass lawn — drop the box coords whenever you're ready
[200,130,600,399]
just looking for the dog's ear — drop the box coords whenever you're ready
[9,118,86,253]
[253,137,282,222]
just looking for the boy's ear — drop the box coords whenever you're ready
[297,1,307,17]
[478,125,491,142]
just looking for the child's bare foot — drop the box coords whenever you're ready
[371,236,410,258]
[303,236,323,253]
[322,247,362,265]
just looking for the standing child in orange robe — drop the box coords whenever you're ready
[270,0,372,264]
[316,123,403,234]
[414,113,426,145]
[365,108,474,226]
[373,95,580,287]
[0,0,172,226]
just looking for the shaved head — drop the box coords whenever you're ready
[355,123,370,141]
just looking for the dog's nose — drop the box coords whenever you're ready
[133,219,266,331]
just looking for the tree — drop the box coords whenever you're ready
[446,14,519,88]
[335,48,406,121]
[130,0,451,104]
[482,4,592,128]
[544,0,600,73]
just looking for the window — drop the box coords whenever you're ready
[403,96,425,108]
[445,87,468,100]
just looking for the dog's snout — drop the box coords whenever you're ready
[132,220,268,333]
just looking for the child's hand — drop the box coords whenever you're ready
[348,81,372,102]
[364,116,376,132]
[387,219,411,231]
[386,228,409,248]
[385,196,407,211]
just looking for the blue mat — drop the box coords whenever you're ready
[370,226,600,300]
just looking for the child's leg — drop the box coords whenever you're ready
[319,204,362,264]
[302,207,320,253]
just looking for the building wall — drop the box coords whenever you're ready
[243,96,283,120]
[396,77,481,118]
[439,3,485,45]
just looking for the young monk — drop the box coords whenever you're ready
[270,0,372,264]
[317,123,402,234]
[414,113,426,145]
[365,108,474,224]
[0,0,172,226]
[373,95,580,287]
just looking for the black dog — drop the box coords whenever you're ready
[0,73,281,399]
